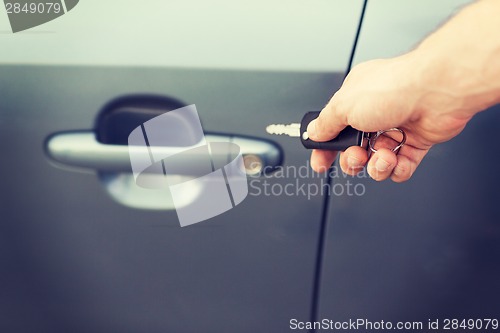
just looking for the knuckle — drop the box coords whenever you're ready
[368,166,388,181]
[391,173,411,183]
[391,163,413,182]
[343,165,362,176]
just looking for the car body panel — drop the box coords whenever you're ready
[0,1,364,331]
[318,0,500,323]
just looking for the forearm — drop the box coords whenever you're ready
[412,0,500,117]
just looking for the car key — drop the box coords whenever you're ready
[266,111,406,153]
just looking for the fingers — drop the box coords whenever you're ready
[364,133,411,182]
[311,145,428,182]
[306,97,348,142]
[338,134,430,182]
[390,146,429,183]
[390,154,415,183]
[310,149,338,173]
[305,95,430,182]
[339,146,369,176]
[367,148,398,181]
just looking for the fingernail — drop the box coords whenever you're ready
[375,158,390,172]
[393,165,404,176]
[306,119,317,139]
[347,156,361,168]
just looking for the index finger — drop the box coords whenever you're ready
[306,96,348,142]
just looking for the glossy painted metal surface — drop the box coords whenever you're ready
[0,0,363,326]
[318,0,500,323]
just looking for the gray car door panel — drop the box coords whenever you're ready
[0,1,364,331]
[317,0,500,325]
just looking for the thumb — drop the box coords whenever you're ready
[306,101,348,142]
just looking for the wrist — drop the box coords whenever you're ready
[409,41,488,120]
[410,0,500,118]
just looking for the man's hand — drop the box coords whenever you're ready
[308,54,472,182]
[308,0,500,182]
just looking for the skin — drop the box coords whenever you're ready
[308,0,500,182]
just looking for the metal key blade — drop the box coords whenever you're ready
[266,113,364,152]
[266,123,301,137]
[266,112,405,153]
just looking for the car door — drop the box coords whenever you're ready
[0,1,364,332]
[317,0,500,328]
